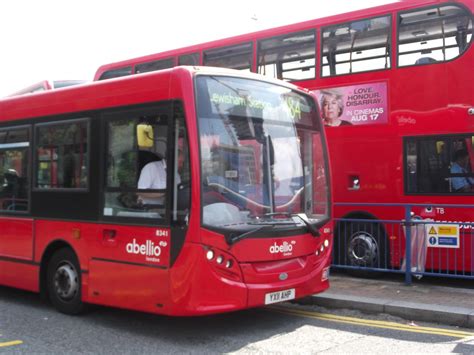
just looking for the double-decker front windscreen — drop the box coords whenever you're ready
[196,75,329,238]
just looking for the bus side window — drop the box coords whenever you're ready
[0,127,30,212]
[35,120,89,190]
[398,5,473,67]
[321,16,391,77]
[405,136,474,194]
[178,53,200,66]
[257,30,316,81]
[203,42,253,72]
[135,58,175,74]
[103,105,172,220]
[98,66,133,80]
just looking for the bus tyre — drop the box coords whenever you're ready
[337,221,388,274]
[47,248,84,315]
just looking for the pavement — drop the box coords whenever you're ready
[309,271,474,329]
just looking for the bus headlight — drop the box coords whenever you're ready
[324,239,329,247]
[216,255,224,264]
[206,250,214,260]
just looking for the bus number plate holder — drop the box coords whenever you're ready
[265,288,295,305]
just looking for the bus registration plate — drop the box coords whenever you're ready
[265,288,295,305]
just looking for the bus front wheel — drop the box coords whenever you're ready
[47,248,84,315]
[338,221,388,271]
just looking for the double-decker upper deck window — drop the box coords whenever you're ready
[258,30,316,81]
[135,58,174,74]
[0,127,30,212]
[178,53,200,66]
[398,5,473,67]
[98,66,133,81]
[35,119,89,189]
[322,16,391,77]
[203,42,253,71]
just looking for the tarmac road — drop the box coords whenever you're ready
[1,285,473,354]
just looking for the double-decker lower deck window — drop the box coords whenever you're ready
[321,16,391,77]
[0,127,29,211]
[398,5,473,67]
[405,135,474,194]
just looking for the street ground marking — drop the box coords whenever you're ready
[269,306,474,339]
[0,340,23,348]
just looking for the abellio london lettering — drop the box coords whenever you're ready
[126,239,162,257]
[269,241,296,255]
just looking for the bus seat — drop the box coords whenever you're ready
[415,57,437,65]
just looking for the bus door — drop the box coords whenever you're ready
[88,103,190,312]
[0,127,32,260]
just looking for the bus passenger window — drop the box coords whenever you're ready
[257,30,316,81]
[398,5,473,67]
[98,66,133,80]
[405,135,474,194]
[0,128,30,212]
[35,120,89,190]
[203,42,253,71]
[135,58,175,74]
[178,53,200,66]
[321,16,391,77]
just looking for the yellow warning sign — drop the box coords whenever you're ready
[425,223,460,249]
[438,226,458,236]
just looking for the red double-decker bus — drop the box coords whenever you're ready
[8,80,87,96]
[0,66,332,316]
[93,0,473,274]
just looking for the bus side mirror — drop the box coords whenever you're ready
[137,124,154,148]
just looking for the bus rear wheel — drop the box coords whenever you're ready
[47,248,84,315]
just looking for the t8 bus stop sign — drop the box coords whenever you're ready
[426,224,460,248]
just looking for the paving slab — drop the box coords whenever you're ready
[309,273,474,328]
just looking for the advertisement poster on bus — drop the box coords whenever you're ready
[313,82,388,127]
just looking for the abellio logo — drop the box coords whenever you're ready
[269,241,296,255]
[126,239,162,257]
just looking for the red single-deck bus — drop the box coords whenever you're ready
[0,66,332,316]
[93,0,473,274]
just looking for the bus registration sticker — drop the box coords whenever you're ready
[265,289,295,305]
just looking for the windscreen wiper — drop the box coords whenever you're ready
[226,213,322,245]
[260,212,321,237]
[226,225,274,245]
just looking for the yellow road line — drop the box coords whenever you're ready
[269,306,474,339]
[0,340,23,348]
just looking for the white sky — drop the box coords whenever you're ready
[0,0,397,97]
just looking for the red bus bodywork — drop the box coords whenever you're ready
[0,67,332,315]
[93,0,473,273]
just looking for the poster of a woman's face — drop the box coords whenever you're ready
[320,91,351,126]
[315,83,388,127]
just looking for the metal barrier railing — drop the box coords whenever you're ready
[332,203,474,284]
